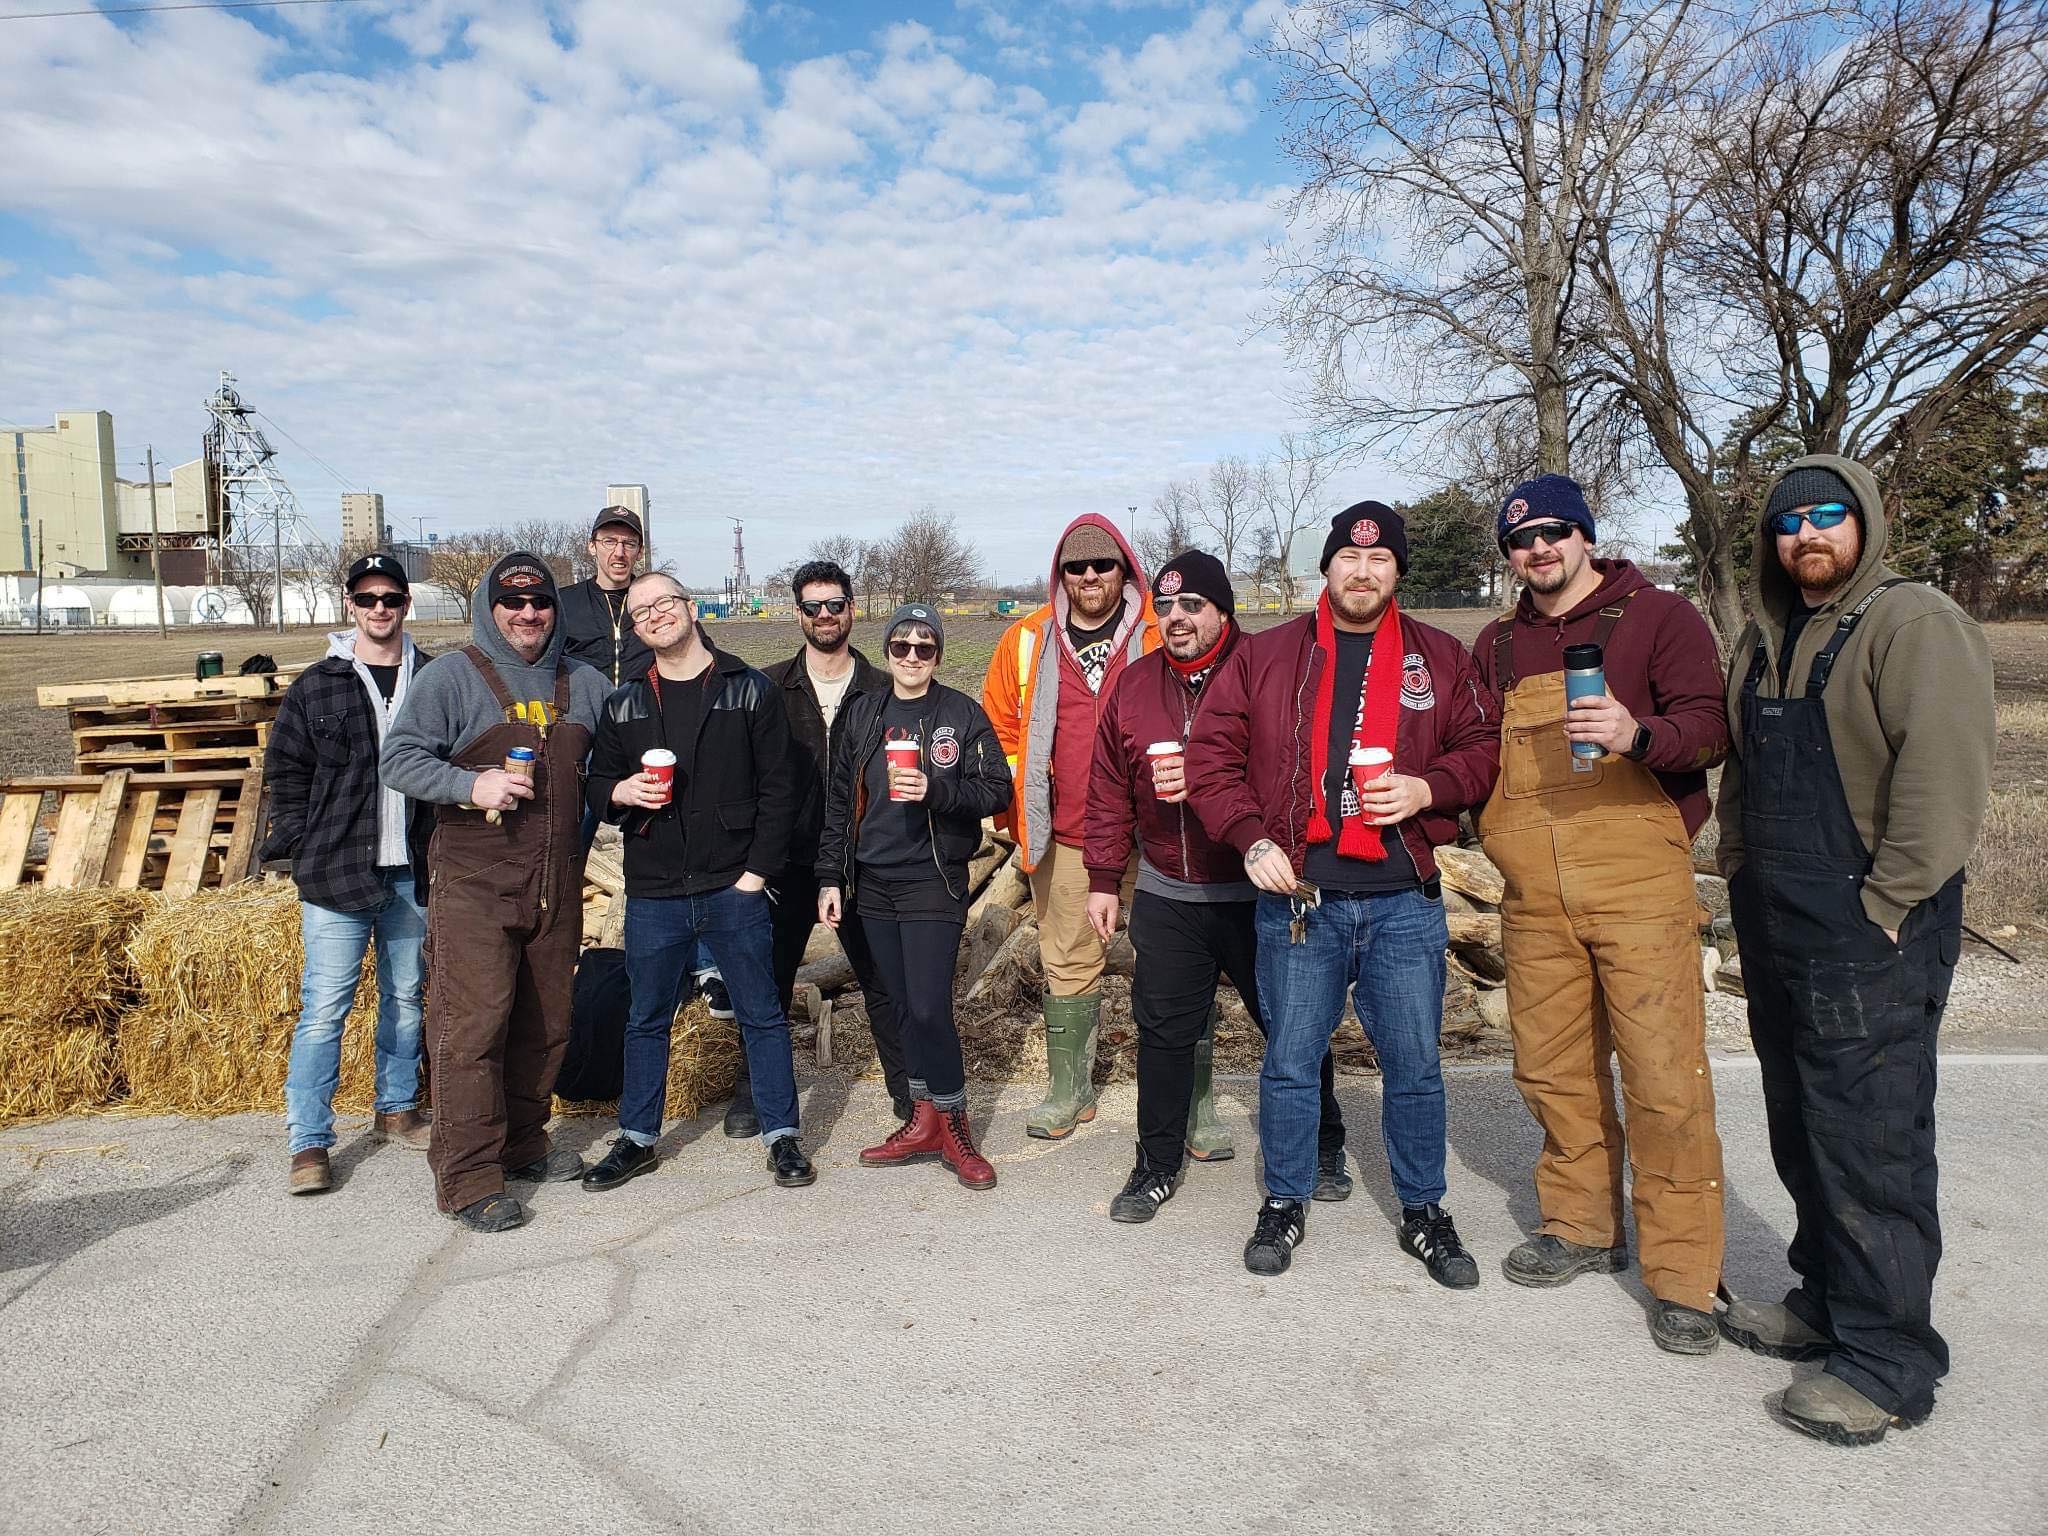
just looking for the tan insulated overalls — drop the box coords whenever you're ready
[1478,600,1724,1310]
[424,647,590,1214]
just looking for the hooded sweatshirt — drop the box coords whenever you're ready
[379,557,611,806]
[1473,558,1728,837]
[1715,453,1995,931]
[326,627,421,866]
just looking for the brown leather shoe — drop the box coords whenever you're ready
[373,1108,432,1150]
[289,1148,332,1195]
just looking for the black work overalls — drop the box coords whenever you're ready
[1730,580,1960,1418]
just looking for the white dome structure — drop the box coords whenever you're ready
[32,584,97,627]
[186,586,256,626]
[406,581,464,622]
[105,585,185,627]
[280,588,340,627]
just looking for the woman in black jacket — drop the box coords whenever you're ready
[818,603,1013,1189]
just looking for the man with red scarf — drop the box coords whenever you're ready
[1188,504,1500,1282]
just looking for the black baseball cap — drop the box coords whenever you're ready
[591,506,644,540]
[344,552,409,593]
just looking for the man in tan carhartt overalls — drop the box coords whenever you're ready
[381,552,611,1232]
[1472,475,1732,1354]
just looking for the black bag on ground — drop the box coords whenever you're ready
[557,947,629,1101]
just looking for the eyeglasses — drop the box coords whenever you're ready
[1063,558,1121,578]
[592,535,641,553]
[1504,521,1579,553]
[1156,595,1211,616]
[798,597,851,618]
[887,639,938,662]
[496,594,555,612]
[350,591,408,610]
[1767,502,1854,537]
[628,593,688,623]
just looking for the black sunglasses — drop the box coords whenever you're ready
[1063,558,1121,577]
[887,639,938,661]
[1504,521,1579,553]
[799,597,851,617]
[1156,594,1211,616]
[350,591,408,610]
[496,594,555,612]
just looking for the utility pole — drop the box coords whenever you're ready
[1128,504,1138,546]
[33,518,44,635]
[273,492,284,633]
[146,445,167,638]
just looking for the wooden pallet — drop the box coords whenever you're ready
[0,769,267,894]
[36,667,302,709]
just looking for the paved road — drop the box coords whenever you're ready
[2,1057,2044,1536]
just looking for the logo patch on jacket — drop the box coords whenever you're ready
[1400,654,1434,711]
[929,725,960,768]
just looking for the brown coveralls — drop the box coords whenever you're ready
[424,647,590,1214]
[1479,602,1724,1311]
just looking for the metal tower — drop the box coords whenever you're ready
[727,516,748,606]
[203,371,329,630]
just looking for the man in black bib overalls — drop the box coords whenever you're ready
[1714,456,1994,1446]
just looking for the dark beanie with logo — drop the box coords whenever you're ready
[1320,500,1409,574]
[1152,549,1235,615]
[1497,474,1597,551]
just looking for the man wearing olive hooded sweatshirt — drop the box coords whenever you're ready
[1715,454,1993,1447]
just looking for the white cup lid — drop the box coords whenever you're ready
[1146,741,1182,754]
[641,748,677,766]
[1350,747,1394,765]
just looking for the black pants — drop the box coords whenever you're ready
[741,869,908,1110]
[857,868,968,1101]
[1129,889,1343,1175]
[1734,868,1960,1417]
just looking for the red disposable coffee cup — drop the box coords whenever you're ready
[885,739,920,801]
[641,747,676,806]
[1146,740,1183,799]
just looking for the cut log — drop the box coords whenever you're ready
[960,904,1025,990]
[1105,928,1135,979]
[1435,845,1505,907]
[963,921,1042,1007]
[967,842,1003,899]
[966,852,1030,923]
[583,843,624,898]
[1474,986,1511,1034]
[1445,912,1502,949]
[797,952,858,994]
[1714,955,1745,998]
[802,923,841,967]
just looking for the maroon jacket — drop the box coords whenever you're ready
[1472,559,1728,837]
[1187,609,1500,880]
[1083,626,1248,895]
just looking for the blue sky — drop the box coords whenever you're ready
[0,0,1401,582]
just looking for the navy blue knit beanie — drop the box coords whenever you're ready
[1497,475,1596,551]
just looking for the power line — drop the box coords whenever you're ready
[1,0,372,21]
[252,408,358,492]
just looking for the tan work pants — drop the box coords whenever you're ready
[1028,839,1133,997]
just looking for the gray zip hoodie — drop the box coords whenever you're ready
[379,562,610,806]
[327,627,420,865]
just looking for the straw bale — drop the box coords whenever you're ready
[122,883,378,1116]
[0,889,153,1124]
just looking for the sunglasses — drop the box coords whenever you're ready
[1063,558,1121,578]
[628,593,688,623]
[799,597,851,618]
[350,591,408,610]
[496,594,555,612]
[1156,595,1211,616]
[1767,502,1854,537]
[1504,521,1579,553]
[887,639,938,662]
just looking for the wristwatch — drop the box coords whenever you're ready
[1624,723,1653,761]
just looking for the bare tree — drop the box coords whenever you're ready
[804,535,877,613]
[511,519,588,586]
[217,543,276,627]
[1256,432,1340,609]
[1136,478,1206,575]
[1194,455,1258,577]
[877,506,980,603]
[426,529,507,622]
[1588,0,2048,637]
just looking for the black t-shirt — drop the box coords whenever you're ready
[1779,602,1820,692]
[363,662,400,703]
[638,672,709,872]
[1066,605,1122,694]
[1303,627,1420,894]
[857,693,934,874]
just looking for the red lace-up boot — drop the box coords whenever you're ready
[937,1105,997,1190]
[860,1099,944,1165]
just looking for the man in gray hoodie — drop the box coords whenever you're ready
[381,551,611,1233]
[1715,454,1994,1446]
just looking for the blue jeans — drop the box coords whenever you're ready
[1255,885,1450,1206]
[583,807,717,985]
[621,885,798,1145]
[284,872,426,1154]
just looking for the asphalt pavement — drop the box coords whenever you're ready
[2,1055,2044,1536]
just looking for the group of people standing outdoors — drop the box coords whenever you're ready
[262,453,1994,1451]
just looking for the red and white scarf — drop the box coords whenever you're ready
[1305,592,1403,862]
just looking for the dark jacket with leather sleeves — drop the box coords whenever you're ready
[584,643,798,898]
[816,682,1013,903]
[759,645,890,873]
[261,650,435,911]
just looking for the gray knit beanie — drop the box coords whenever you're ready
[1764,466,1859,524]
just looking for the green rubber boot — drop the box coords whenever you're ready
[1025,992,1101,1139]
[1185,1006,1235,1162]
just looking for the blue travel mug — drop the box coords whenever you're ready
[1562,642,1606,761]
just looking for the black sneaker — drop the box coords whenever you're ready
[582,1136,658,1191]
[506,1147,585,1183]
[1109,1158,1182,1224]
[1243,1198,1307,1275]
[1313,1144,1353,1203]
[700,972,735,1020]
[1399,1203,1480,1289]
[767,1135,817,1187]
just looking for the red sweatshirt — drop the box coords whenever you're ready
[1472,559,1728,837]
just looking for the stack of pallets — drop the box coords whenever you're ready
[38,669,300,775]
[0,767,267,894]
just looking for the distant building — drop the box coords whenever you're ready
[112,457,214,585]
[5,411,118,577]
[341,491,388,548]
[605,482,652,557]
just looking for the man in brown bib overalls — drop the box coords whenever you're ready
[1472,476,1732,1353]
[381,552,612,1232]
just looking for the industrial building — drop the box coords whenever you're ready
[341,491,387,547]
[5,409,223,586]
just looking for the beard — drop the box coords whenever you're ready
[1786,541,1859,594]
[1330,582,1391,626]
[804,621,850,653]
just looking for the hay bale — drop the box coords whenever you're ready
[0,889,153,1125]
[122,884,378,1116]
[555,997,742,1124]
